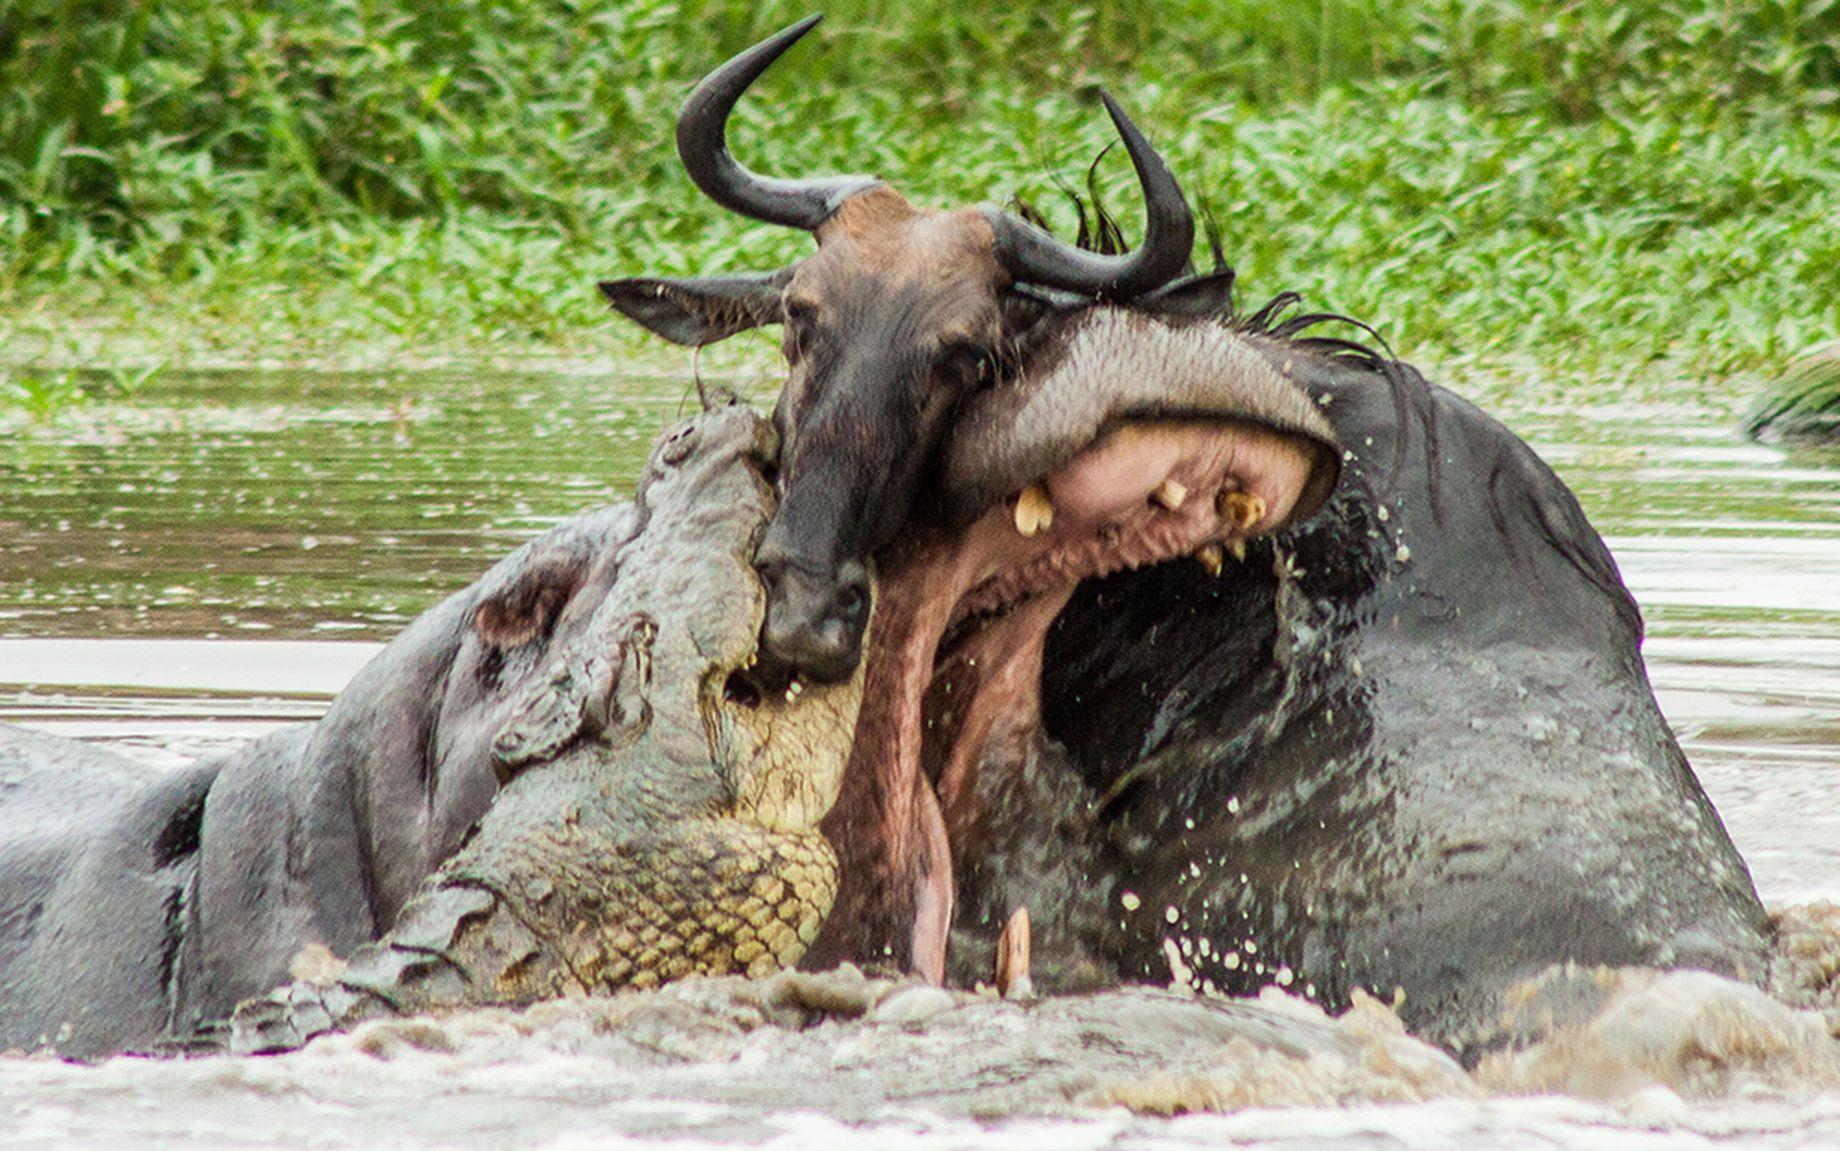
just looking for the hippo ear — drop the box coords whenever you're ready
[473,555,588,650]
[599,268,793,347]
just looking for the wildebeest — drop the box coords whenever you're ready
[599,14,1197,684]
[948,304,1772,1053]
[602,18,1771,1055]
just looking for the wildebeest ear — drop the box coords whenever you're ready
[1001,283,1088,340]
[598,268,792,347]
[1138,268,1238,318]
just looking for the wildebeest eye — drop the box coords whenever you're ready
[781,297,820,362]
[942,341,997,390]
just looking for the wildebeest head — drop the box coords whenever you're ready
[600,16,1195,682]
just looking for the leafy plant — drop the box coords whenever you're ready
[0,368,87,419]
[97,360,164,397]
[0,1,1835,381]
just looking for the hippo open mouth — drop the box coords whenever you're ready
[804,308,1341,982]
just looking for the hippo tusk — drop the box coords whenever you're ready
[1014,484,1055,537]
[996,906,1033,1001]
[1218,489,1266,532]
[1151,478,1188,511]
[1196,542,1225,577]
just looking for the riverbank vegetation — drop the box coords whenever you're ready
[3,0,1837,395]
[1750,345,1840,440]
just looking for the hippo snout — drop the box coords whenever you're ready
[755,548,869,684]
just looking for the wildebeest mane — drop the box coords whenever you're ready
[1010,182,1440,506]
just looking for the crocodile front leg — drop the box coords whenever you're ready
[229,819,837,1054]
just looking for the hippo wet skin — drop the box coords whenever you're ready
[906,300,1772,1058]
[0,406,863,1058]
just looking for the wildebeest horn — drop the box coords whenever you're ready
[983,92,1195,301]
[677,15,880,231]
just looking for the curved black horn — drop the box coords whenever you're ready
[677,15,879,230]
[983,91,1195,300]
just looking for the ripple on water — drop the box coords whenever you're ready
[8,959,1840,1149]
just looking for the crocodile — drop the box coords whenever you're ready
[227,403,864,1052]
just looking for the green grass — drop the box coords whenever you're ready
[0,360,160,418]
[3,0,1838,390]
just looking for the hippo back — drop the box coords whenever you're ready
[0,725,219,1056]
[1041,350,1769,1053]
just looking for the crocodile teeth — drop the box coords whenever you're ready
[1014,484,1054,537]
[1217,489,1266,532]
[1196,543,1225,577]
[1150,478,1188,511]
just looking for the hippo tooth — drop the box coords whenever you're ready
[1228,539,1247,562]
[996,906,1033,1001]
[1217,489,1266,532]
[1014,484,1054,537]
[1150,478,1188,511]
[1196,543,1225,577]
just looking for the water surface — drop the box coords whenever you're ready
[1,366,1837,1149]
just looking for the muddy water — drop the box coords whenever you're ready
[2,367,1838,1149]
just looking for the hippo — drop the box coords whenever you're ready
[845,296,1774,1060]
[1748,344,1840,443]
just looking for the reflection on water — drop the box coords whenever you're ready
[0,367,717,638]
[2,367,1838,1148]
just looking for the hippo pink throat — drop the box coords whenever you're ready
[808,417,1323,980]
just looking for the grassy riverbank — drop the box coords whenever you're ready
[4,1,1838,395]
